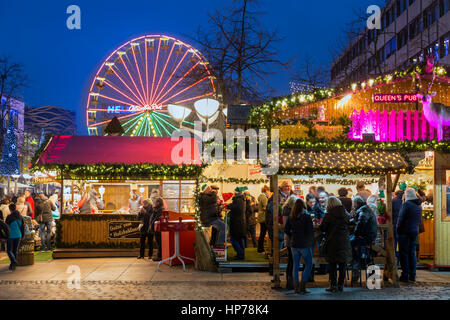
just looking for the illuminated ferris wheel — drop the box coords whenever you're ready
[86,35,217,136]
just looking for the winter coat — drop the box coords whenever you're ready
[26,196,35,218]
[392,192,404,230]
[16,203,29,217]
[6,210,25,239]
[0,204,10,221]
[149,205,163,233]
[313,202,326,219]
[257,193,268,223]
[228,193,247,238]
[320,205,352,263]
[138,205,153,235]
[245,196,257,227]
[35,195,56,223]
[397,199,422,235]
[339,196,353,213]
[284,212,314,249]
[199,192,221,226]
[265,194,283,228]
[353,205,378,243]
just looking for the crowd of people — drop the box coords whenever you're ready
[198,180,425,294]
[0,190,61,271]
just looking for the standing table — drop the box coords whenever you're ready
[154,217,196,271]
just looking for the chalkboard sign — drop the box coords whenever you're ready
[108,221,141,239]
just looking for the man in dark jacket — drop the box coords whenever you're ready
[199,185,225,248]
[392,189,404,259]
[228,188,247,260]
[350,196,377,277]
[396,188,422,282]
[35,194,56,252]
[137,199,153,259]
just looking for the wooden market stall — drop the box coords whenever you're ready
[33,135,203,258]
[269,146,413,288]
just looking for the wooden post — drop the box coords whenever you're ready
[272,174,281,288]
[392,173,400,192]
[384,173,399,287]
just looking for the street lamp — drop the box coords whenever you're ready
[168,104,192,128]
[194,98,219,131]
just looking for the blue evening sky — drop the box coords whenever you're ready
[0,0,378,134]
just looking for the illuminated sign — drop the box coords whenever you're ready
[107,104,164,113]
[372,93,418,103]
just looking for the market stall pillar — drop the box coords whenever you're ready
[271,175,281,288]
[434,152,450,267]
[384,173,400,287]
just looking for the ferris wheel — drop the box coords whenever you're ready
[85,35,217,136]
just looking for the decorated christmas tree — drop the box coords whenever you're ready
[0,116,20,176]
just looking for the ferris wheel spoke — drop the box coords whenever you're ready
[120,55,147,105]
[149,38,162,105]
[88,111,144,127]
[111,68,146,106]
[145,41,149,103]
[173,92,214,105]
[122,114,144,135]
[152,112,173,136]
[104,80,143,106]
[152,50,189,105]
[98,94,143,108]
[151,42,175,105]
[153,61,201,105]
[131,48,147,105]
[158,76,209,106]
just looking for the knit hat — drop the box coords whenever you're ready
[404,188,418,201]
[235,186,248,193]
[399,182,407,191]
[201,184,208,191]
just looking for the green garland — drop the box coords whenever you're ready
[30,133,54,166]
[279,166,410,176]
[291,178,379,185]
[32,163,206,180]
[278,139,450,153]
[423,210,433,220]
[200,176,269,185]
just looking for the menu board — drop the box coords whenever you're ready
[108,221,141,239]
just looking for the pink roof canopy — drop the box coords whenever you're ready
[36,135,201,166]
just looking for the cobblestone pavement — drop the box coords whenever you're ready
[0,280,448,300]
[0,258,448,300]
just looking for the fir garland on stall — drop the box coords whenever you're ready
[32,163,206,180]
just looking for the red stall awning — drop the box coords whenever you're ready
[36,135,201,166]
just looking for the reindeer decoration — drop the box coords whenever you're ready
[415,57,450,140]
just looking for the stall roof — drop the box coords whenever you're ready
[36,135,201,166]
[278,149,411,175]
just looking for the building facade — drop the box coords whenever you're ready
[24,105,76,136]
[331,0,450,87]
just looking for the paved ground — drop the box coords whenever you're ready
[0,258,448,300]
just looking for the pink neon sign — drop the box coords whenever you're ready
[372,93,418,103]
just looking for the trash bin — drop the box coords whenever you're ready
[17,240,34,266]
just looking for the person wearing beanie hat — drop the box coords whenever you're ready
[392,188,405,259]
[396,187,422,282]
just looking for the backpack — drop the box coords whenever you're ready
[0,220,10,240]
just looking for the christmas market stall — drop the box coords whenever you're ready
[33,135,203,258]
[268,143,413,288]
